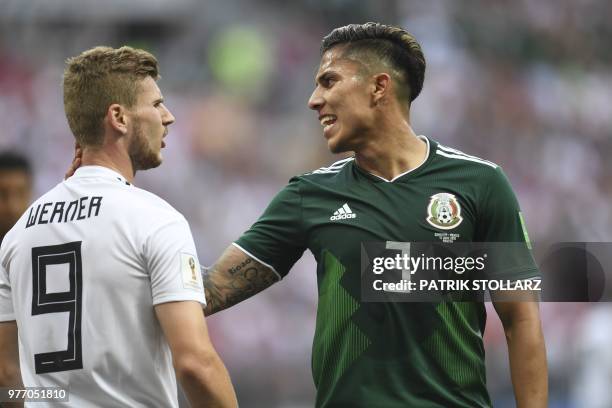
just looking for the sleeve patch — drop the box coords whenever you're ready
[180,252,203,292]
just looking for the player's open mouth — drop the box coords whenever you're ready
[319,114,337,134]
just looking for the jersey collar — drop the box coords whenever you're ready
[72,166,132,186]
[355,135,436,183]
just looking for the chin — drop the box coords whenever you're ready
[151,158,162,169]
[149,154,163,169]
[326,126,358,154]
[134,153,162,171]
[327,138,351,155]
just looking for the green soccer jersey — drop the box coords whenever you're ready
[235,136,538,408]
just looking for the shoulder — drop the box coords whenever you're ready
[432,141,499,172]
[128,186,186,223]
[108,187,191,248]
[259,157,355,209]
[430,140,509,188]
[295,157,355,181]
[306,156,355,175]
[427,140,517,207]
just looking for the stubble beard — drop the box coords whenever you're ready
[129,121,162,172]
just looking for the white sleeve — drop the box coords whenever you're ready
[144,217,206,306]
[0,263,15,322]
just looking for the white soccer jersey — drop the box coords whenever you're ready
[0,166,206,407]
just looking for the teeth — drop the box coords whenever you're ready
[319,115,336,127]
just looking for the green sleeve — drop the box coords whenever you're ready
[234,178,306,278]
[476,167,539,279]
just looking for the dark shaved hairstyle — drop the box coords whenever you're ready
[321,22,426,105]
[0,151,32,176]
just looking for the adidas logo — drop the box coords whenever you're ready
[330,203,357,221]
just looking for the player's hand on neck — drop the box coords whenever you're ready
[71,104,138,183]
[64,143,82,180]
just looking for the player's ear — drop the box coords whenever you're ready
[372,73,390,106]
[107,104,128,135]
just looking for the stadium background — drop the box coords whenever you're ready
[1,0,611,407]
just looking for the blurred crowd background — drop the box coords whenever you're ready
[1,0,611,407]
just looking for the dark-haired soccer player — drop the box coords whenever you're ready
[203,22,547,407]
[0,152,32,243]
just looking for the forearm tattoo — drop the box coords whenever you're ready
[203,254,279,316]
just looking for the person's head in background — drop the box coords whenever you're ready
[0,151,32,241]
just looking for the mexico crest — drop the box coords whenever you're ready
[427,193,463,230]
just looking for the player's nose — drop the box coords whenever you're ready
[308,89,324,111]
[162,105,175,126]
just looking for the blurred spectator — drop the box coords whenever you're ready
[570,304,612,408]
[0,151,32,242]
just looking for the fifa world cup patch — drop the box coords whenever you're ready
[426,193,463,230]
[180,252,203,291]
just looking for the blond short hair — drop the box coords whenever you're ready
[63,46,159,146]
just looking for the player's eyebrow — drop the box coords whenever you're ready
[153,96,164,104]
[314,70,334,86]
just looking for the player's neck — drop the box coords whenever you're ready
[81,146,135,183]
[354,122,427,181]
